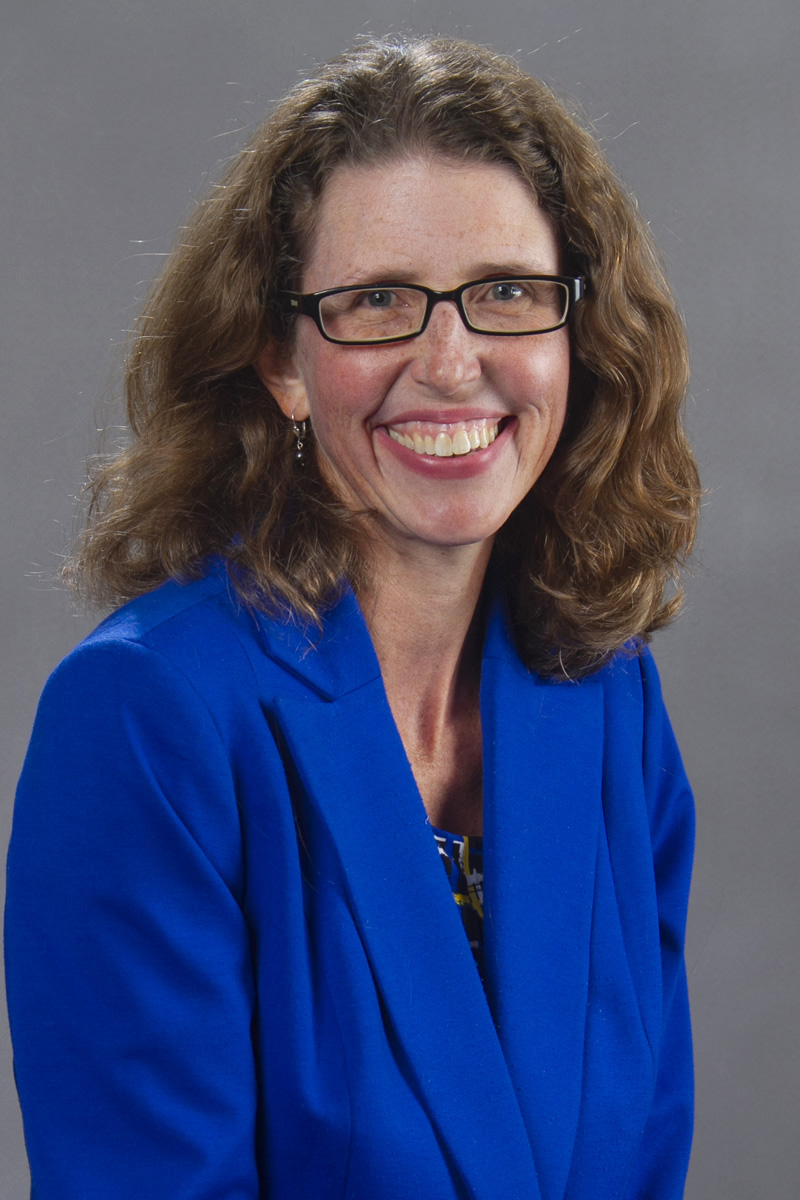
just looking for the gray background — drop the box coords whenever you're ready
[2,0,798,1195]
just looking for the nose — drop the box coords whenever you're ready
[407,300,482,395]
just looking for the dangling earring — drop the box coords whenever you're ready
[291,415,309,466]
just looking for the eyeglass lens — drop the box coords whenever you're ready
[318,280,570,341]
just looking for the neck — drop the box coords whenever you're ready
[356,536,491,836]
[359,537,492,711]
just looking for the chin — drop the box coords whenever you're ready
[399,512,510,551]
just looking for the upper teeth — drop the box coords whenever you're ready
[387,419,499,457]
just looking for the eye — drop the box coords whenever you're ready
[358,289,400,309]
[489,282,525,302]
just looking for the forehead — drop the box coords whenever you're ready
[303,155,561,291]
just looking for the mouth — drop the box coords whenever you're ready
[386,417,504,458]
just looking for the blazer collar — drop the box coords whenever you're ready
[265,587,603,1200]
[255,585,382,700]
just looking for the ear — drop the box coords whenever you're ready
[253,346,311,422]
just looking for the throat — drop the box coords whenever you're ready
[358,554,489,837]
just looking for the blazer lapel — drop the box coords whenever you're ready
[481,601,603,1200]
[259,588,603,1199]
[273,674,543,1200]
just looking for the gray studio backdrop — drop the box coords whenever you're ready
[2,1,798,1195]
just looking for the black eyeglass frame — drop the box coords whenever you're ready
[277,274,585,345]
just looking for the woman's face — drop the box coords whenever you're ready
[257,155,571,557]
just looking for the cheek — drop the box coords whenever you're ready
[303,349,400,435]
[551,354,571,430]
[544,330,571,391]
[515,340,571,476]
[307,377,367,444]
[515,334,571,416]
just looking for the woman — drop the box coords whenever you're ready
[6,35,700,1200]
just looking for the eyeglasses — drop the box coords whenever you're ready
[277,275,584,345]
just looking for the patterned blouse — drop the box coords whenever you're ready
[432,827,485,985]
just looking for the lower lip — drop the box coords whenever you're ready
[377,420,515,478]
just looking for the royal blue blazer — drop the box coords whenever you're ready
[6,560,694,1199]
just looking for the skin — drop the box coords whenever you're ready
[256,155,570,833]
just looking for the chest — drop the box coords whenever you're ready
[399,705,484,835]
[238,684,663,1200]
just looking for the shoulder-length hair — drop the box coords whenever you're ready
[66,35,700,678]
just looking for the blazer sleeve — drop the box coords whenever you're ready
[624,648,695,1199]
[5,638,260,1200]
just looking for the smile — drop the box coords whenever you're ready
[386,418,500,458]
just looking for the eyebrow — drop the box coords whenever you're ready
[469,261,558,279]
[333,261,558,288]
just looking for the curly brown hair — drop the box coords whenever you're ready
[65,35,700,678]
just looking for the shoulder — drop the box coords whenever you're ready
[587,641,688,766]
[520,638,693,844]
[15,572,252,890]
[591,641,663,719]
[78,559,256,670]
[48,560,283,710]
[24,568,268,794]
[596,644,694,855]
